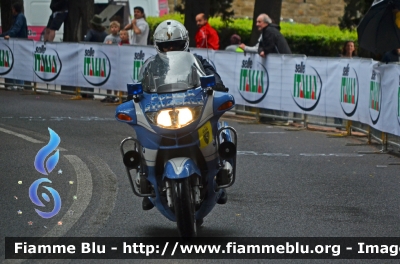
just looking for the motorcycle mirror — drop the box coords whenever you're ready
[200,75,216,89]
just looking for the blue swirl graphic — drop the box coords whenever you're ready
[34,128,60,175]
[29,178,62,219]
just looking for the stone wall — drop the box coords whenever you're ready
[167,0,345,26]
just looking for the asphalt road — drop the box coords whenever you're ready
[1,89,400,263]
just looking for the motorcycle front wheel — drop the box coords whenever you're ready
[172,177,197,237]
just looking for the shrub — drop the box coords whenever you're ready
[147,13,358,57]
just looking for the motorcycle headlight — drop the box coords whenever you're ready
[146,106,202,129]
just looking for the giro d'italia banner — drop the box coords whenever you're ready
[0,39,399,137]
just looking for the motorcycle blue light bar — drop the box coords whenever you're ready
[127,83,143,95]
[200,75,216,88]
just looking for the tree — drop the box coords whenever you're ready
[0,0,20,33]
[249,0,282,45]
[64,0,94,42]
[176,0,234,21]
[339,0,374,30]
[183,0,210,47]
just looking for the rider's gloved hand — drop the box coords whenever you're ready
[214,83,229,92]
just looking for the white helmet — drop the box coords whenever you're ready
[153,20,189,53]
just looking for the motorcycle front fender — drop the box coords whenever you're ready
[162,158,201,180]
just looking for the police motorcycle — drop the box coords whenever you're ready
[115,51,237,237]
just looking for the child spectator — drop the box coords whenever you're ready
[119,29,130,45]
[225,34,244,53]
[104,21,121,44]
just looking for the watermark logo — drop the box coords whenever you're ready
[369,70,381,124]
[30,128,61,219]
[29,178,61,219]
[34,128,60,175]
[82,47,111,86]
[292,61,322,111]
[33,44,62,82]
[340,64,359,117]
[132,50,145,82]
[238,57,269,104]
[0,43,14,75]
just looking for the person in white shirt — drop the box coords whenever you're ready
[124,6,149,45]
[238,35,261,53]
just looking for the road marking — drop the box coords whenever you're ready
[43,155,93,237]
[77,156,118,236]
[300,153,364,157]
[237,151,290,156]
[0,126,67,151]
[0,116,116,121]
[238,151,364,157]
[0,127,43,143]
[249,132,286,134]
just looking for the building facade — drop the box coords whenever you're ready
[167,0,345,26]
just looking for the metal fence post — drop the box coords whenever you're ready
[117,91,123,104]
[367,126,371,144]
[303,114,308,129]
[382,132,388,152]
[33,82,37,95]
[255,108,260,123]
[346,120,352,136]
[70,87,82,100]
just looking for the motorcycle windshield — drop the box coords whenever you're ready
[139,51,206,93]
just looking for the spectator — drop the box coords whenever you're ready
[256,14,291,124]
[238,35,261,53]
[44,0,68,42]
[257,13,291,57]
[225,34,244,53]
[0,2,27,90]
[104,21,121,44]
[340,41,357,58]
[195,13,219,50]
[381,48,400,63]
[119,29,130,45]
[84,15,107,43]
[335,40,357,128]
[82,15,107,98]
[101,21,122,103]
[124,6,149,46]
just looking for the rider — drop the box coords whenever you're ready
[150,19,227,91]
[140,20,228,210]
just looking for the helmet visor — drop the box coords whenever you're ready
[157,40,187,52]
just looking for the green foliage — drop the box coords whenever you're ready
[148,13,358,57]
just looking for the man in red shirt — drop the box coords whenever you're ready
[195,13,219,50]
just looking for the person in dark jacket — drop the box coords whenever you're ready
[382,48,400,63]
[257,13,291,57]
[0,2,27,39]
[256,14,291,123]
[0,2,27,90]
[44,0,68,41]
[82,15,107,98]
[84,15,108,43]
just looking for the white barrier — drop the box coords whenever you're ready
[0,39,399,137]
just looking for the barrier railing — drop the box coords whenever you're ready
[230,105,400,154]
[2,79,399,155]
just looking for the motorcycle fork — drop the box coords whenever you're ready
[165,176,202,208]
